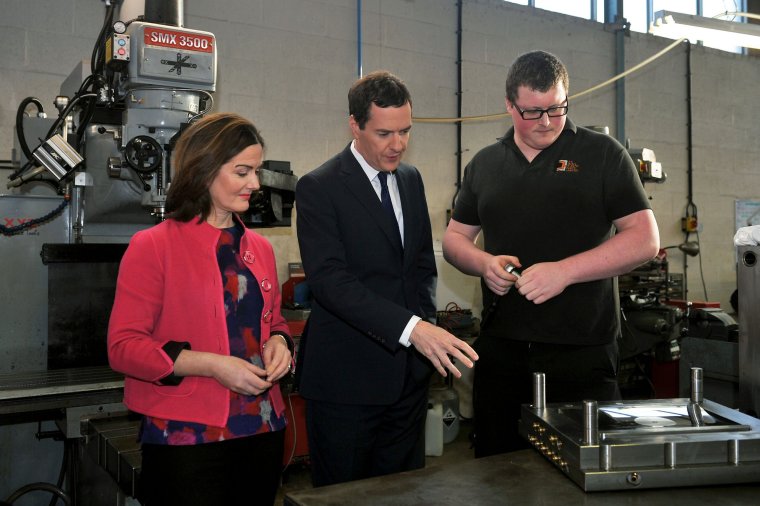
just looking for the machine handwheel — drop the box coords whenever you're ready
[124,135,163,173]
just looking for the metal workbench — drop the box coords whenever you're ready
[283,449,760,506]
[0,366,124,417]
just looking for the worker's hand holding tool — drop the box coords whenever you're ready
[483,256,521,295]
[480,260,522,328]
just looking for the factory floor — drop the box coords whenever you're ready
[276,418,476,504]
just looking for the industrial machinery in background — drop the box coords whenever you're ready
[613,139,741,403]
[6,1,295,239]
[629,146,666,184]
[8,0,216,239]
[586,126,668,185]
[617,245,739,403]
[618,249,686,398]
[738,246,760,417]
[610,139,675,398]
[0,1,296,504]
[2,0,297,369]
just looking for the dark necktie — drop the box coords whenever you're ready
[377,172,401,242]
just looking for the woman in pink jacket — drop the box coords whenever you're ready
[108,113,293,506]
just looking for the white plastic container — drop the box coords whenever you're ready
[425,402,443,456]
[429,385,460,444]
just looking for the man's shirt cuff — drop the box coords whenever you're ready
[399,315,421,347]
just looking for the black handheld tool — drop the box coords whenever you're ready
[480,263,521,328]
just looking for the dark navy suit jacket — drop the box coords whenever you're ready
[295,143,436,405]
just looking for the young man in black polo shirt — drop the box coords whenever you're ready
[442,50,660,457]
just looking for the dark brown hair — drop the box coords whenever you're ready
[166,112,265,222]
[505,50,569,104]
[348,70,412,129]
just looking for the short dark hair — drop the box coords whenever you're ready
[348,70,412,129]
[505,50,569,104]
[166,112,265,222]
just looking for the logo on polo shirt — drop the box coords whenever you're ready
[555,160,580,173]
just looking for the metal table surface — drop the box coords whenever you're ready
[283,449,760,506]
[0,366,124,416]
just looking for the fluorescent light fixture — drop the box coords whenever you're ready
[649,10,760,50]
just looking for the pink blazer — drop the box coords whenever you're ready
[108,216,290,427]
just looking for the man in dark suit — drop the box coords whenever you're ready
[295,71,479,487]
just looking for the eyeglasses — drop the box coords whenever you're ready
[512,98,569,120]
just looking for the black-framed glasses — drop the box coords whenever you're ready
[512,98,568,120]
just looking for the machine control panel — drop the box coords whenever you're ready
[106,33,131,68]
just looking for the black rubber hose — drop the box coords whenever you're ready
[15,97,45,163]
[74,94,98,153]
[90,3,115,76]
[4,482,70,505]
[49,439,70,506]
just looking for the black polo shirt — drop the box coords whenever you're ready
[453,119,651,345]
